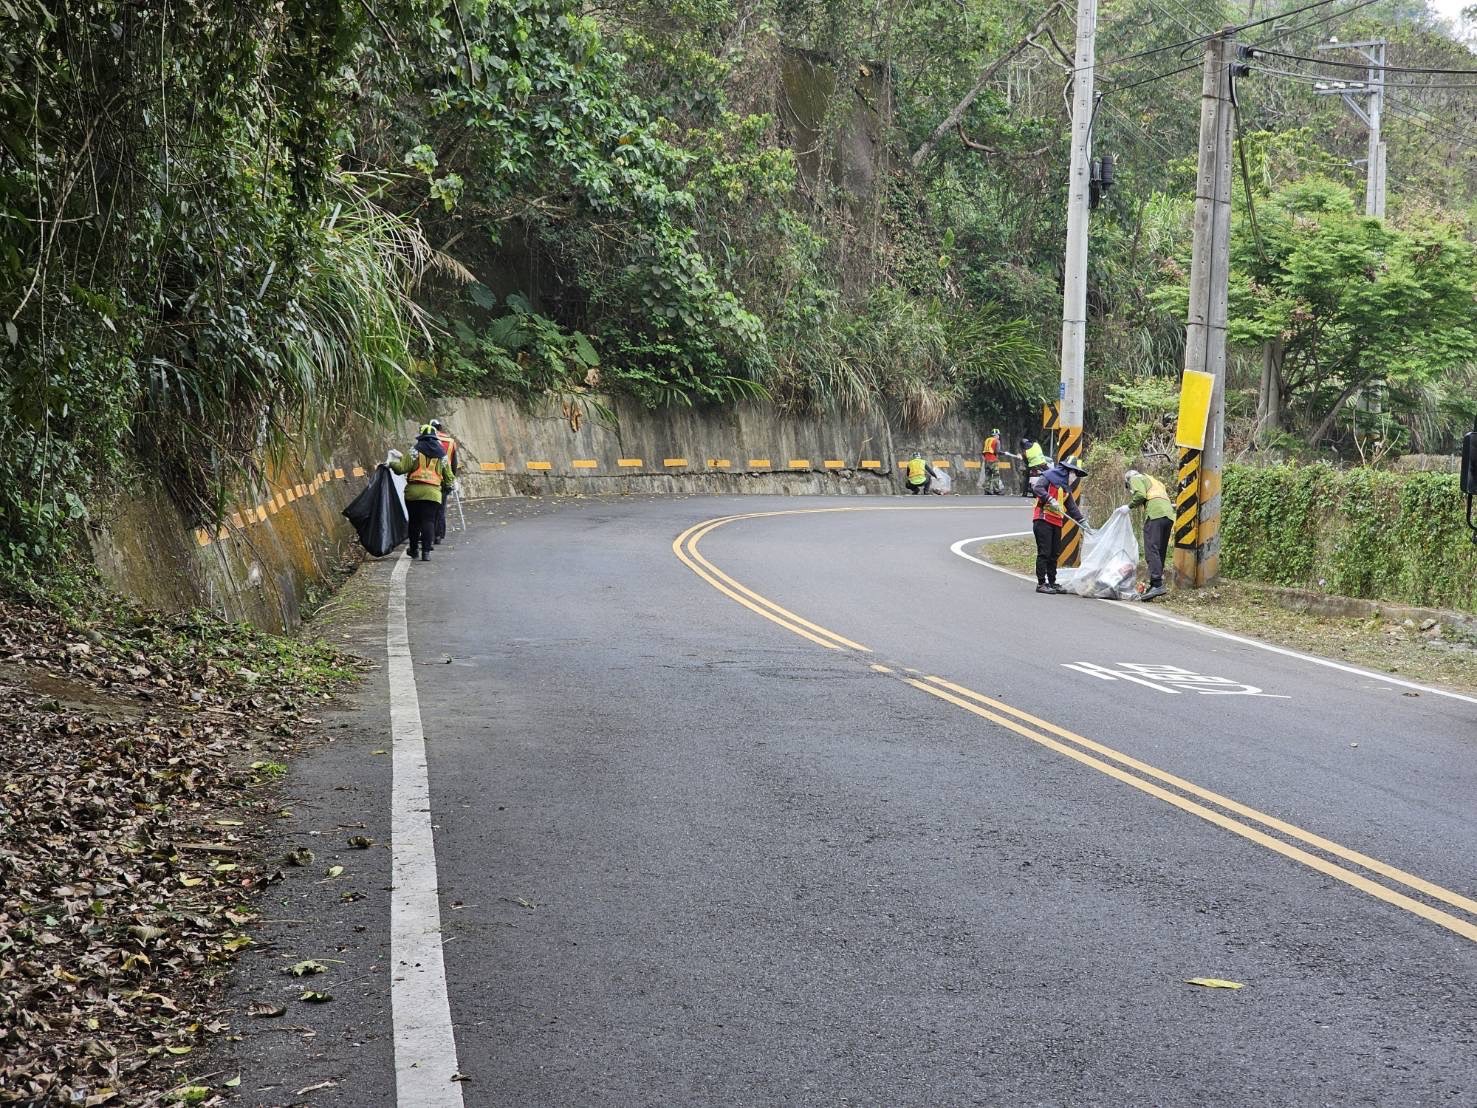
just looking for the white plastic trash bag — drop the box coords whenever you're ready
[1060,505,1140,600]
[384,449,408,516]
[932,469,952,494]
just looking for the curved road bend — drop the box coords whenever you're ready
[398,494,1477,1106]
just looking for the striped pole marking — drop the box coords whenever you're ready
[1056,424,1084,567]
[1041,401,1062,459]
[1174,448,1202,550]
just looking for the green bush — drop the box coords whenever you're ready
[1221,464,1477,611]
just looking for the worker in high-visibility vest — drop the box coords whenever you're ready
[1030,455,1091,594]
[903,452,937,495]
[387,425,455,561]
[1016,436,1050,497]
[429,418,460,545]
[1124,469,1174,601]
[980,428,1005,495]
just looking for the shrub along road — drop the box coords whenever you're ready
[223,494,1477,1106]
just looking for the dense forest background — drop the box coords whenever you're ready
[2,0,1475,571]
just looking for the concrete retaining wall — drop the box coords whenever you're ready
[91,395,997,629]
[411,395,996,498]
[89,426,385,631]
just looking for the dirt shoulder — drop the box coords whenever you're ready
[982,537,1477,697]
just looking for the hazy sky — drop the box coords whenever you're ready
[1426,0,1473,28]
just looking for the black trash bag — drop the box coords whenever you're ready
[343,466,407,557]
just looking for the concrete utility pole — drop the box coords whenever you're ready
[1172,31,1236,590]
[1313,39,1388,218]
[1057,0,1097,565]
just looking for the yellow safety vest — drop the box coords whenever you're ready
[1024,443,1048,468]
[906,458,928,483]
[1140,474,1169,503]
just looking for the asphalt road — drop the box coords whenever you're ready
[225,493,1477,1107]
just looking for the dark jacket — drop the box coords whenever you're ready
[1030,464,1086,524]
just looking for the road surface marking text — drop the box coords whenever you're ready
[949,534,1477,707]
[1061,661,1290,698]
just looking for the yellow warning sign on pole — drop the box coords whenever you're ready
[1175,370,1215,450]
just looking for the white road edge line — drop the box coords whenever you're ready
[950,534,1477,707]
[387,553,466,1105]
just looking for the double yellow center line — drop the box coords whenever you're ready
[674,508,1477,945]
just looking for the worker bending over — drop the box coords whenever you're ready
[1017,436,1049,497]
[1124,468,1173,601]
[1030,454,1090,594]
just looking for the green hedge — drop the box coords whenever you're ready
[1221,464,1477,612]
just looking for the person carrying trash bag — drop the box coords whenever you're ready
[387,425,455,562]
[342,462,408,557]
[1030,454,1092,594]
[903,451,938,495]
[429,418,460,546]
[1123,468,1174,600]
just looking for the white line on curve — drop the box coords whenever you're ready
[387,554,466,1105]
[949,534,1477,708]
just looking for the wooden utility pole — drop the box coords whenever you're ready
[1057,0,1097,566]
[1173,31,1236,589]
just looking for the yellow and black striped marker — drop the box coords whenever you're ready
[1041,401,1061,460]
[1056,424,1084,567]
[1174,447,1202,550]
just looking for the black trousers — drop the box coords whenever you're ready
[1144,516,1171,586]
[407,500,438,556]
[435,499,448,543]
[1033,518,1063,584]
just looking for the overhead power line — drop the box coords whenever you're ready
[1385,103,1477,152]
[1237,0,1382,37]
[1250,47,1477,77]
[1086,0,1384,77]
[1247,0,1383,46]
[1103,60,1203,95]
[1249,63,1477,92]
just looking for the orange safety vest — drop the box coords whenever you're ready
[982,436,999,463]
[408,452,443,486]
[1033,480,1067,526]
[435,433,456,469]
